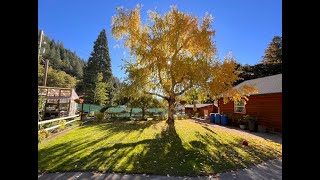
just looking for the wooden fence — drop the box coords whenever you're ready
[38,115,79,132]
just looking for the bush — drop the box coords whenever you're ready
[238,115,250,125]
[95,112,105,122]
[174,114,189,120]
[158,113,168,120]
[229,114,243,126]
[58,120,66,130]
[121,117,131,121]
[182,114,189,119]
[243,115,257,123]
[38,129,51,143]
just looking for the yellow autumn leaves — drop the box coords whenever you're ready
[111,5,256,102]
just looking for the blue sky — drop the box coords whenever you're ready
[39,0,281,80]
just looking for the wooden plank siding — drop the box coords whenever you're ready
[218,93,282,132]
[185,105,218,117]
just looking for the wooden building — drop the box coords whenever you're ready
[38,86,79,120]
[218,74,282,132]
[185,104,218,117]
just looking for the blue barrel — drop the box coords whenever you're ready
[221,115,229,126]
[210,113,215,123]
[215,114,221,124]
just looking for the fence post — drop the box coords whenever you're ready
[81,103,84,121]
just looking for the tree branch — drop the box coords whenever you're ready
[176,76,185,84]
[144,91,168,100]
[174,82,193,96]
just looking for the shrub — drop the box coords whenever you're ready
[89,111,95,117]
[243,115,257,124]
[158,113,168,120]
[58,120,66,130]
[123,117,131,121]
[230,114,243,126]
[95,112,105,122]
[38,129,51,143]
[104,111,111,120]
[51,128,59,133]
[238,116,248,125]
[182,114,189,119]
[174,114,189,120]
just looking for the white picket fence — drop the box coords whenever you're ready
[38,115,80,132]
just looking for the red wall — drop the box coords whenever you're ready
[185,105,218,116]
[218,93,282,132]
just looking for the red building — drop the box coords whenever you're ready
[185,104,218,117]
[218,74,282,133]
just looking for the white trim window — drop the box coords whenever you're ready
[234,100,246,113]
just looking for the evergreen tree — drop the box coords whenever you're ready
[82,63,97,103]
[82,29,113,104]
[261,36,282,64]
[93,73,109,106]
[236,63,282,85]
[39,30,85,80]
[107,76,121,105]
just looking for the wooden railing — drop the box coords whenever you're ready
[38,115,79,125]
[38,115,79,132]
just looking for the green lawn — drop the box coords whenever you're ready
[38,120,282,176]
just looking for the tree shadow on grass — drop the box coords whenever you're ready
[38,120,163,171]
[201,126,217,134]
[39,120,281,176]
[83,120,162,133]
[192,120,282,144]
[194,132,282,173]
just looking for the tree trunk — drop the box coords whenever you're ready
[142,107,145,120]
[166,96,175,125]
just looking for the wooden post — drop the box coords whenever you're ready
[81,103,84,121]
[43,59,49,86]
[38,30,43,61]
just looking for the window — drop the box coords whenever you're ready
[47,89,60,96]
[46,105,58,111]
[59,98,70,103]
[47,99,59,104]
[234,100,246,113]
[60,90,71,97]
[59,104,69,111]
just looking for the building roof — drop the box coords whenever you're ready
[185,104,214,108]
[71,89,79,100]
[234,74,282,95]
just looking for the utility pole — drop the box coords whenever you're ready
[43,59,49,86]
[38,30,49,86]
[38,30,44,61]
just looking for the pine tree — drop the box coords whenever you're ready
[82,29,113,104]
[82,63,97,103]
[261,36,282,64]
[40,30,85,80]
